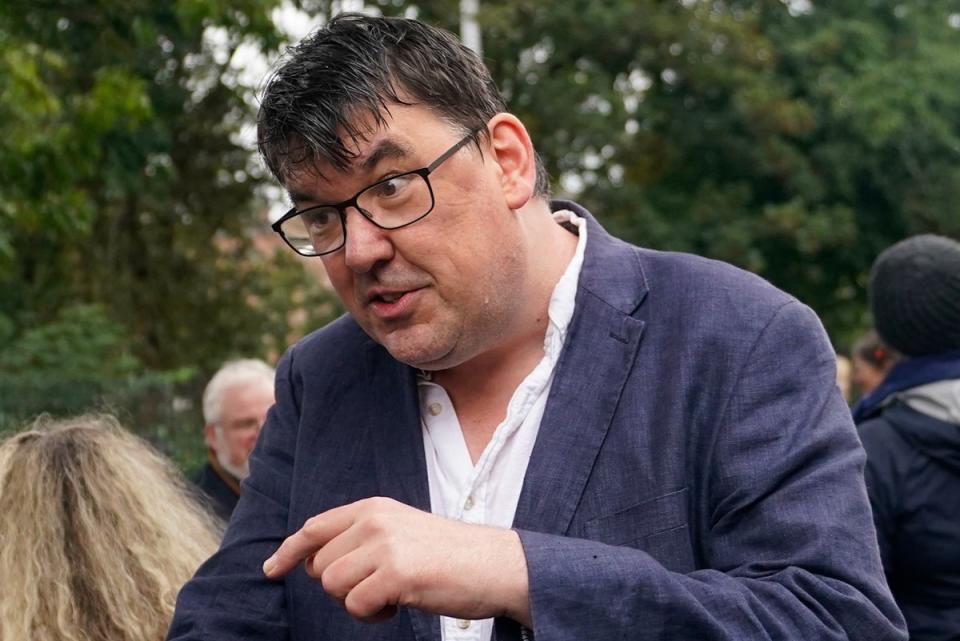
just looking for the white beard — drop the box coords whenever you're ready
[213,427,250,480]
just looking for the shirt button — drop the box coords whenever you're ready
[464,495,474,510]
[457,619,471,630]
[427,402,442,416]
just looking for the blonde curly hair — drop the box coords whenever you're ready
[0,414,222,641]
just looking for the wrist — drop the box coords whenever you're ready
[492,528,531,626]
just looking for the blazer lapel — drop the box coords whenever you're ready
[513,203,648,536]
[366,343,439,641]
[366,343,430,511]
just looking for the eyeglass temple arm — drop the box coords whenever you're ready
[426,128,482,174]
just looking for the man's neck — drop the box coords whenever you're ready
[433,335,546,464]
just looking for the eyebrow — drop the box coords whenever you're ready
[360,139,411,172]
[286,139,413,206]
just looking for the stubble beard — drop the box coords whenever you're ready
[404,243,527,372]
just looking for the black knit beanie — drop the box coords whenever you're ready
[869,234,960,357]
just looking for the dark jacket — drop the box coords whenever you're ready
[170,201,904,641]
[193,453,241,522]
[858,374,960,641]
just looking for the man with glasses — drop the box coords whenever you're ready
[169,14,904,641]
[194,359,275,522]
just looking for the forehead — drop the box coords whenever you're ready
[283,104,457,202]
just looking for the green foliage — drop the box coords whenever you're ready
[0,0,341,467]
[465,0,960,350]
[0,304,138,379]
[0,304,197,465]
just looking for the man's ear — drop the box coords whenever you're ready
[204,424,218,451]
[487,113,537,210]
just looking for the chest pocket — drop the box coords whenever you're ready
[581,487,695,572]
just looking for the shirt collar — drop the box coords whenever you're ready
[544,209,587,355]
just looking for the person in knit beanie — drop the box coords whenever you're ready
[856,233,960,641]
[869,234,960,358]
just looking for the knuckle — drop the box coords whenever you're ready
[344,583,384,620]
[304,554,322,580]
[364,496,395,512]
[359,512,391,538]
[320,562,349,599]
[303,515,323,535]
[368,511,393,532]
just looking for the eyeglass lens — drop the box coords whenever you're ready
[280,171,435,256]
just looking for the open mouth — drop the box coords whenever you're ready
[374,291,406,304]
[367,288,420,315]
[364,284,427,319]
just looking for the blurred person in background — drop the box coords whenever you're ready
[837,353,853,402]
[195,358,275,521]
[854,234,960,641]
[852,330,900,398]
[0,414,221,641]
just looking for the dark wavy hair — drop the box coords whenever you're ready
[257,13,549,196]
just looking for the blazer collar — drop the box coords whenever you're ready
[552,199,649,315]
[512,200,649,535]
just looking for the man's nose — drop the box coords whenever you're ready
[342,207,394,273]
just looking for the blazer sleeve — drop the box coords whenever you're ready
[513,301,907,641]
[166,348,301,641]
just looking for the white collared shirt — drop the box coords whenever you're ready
[418,210,587,641]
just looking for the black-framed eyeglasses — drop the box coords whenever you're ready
[272,129,479,257]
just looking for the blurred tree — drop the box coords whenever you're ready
[765,0,960,343]
[0,0,342,462]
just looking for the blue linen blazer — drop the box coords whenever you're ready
[168,200,906,641]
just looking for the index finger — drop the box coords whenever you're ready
[263,502,358,578]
